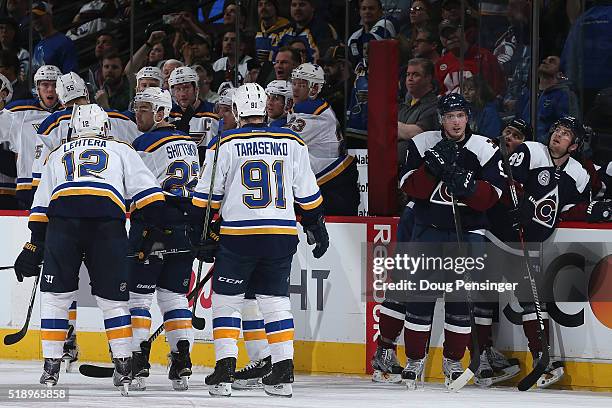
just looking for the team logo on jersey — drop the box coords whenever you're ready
[531,186,559,229]
[538,170,550,186]
[183,278,189,287]
[439,64,448,71]
[32,123,41,132]
[44,275,54,284]
[119,282,127,292]
[430,181,467,207]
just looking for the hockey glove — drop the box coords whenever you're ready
[444,167,476,198]
[509,195,537,231]
[304,215,329,258]
[192,219,221,263]
[14,242,44,282]
[424,138,458,178]
[586,200,612,223]
[136,227,171,262]
[432,138,459,164]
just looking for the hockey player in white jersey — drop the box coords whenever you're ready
[0,65,62,208]
[13,104,166,395]
[288,63,360,215]
[265,80,293,127]
[191,83,329,397]
[128,87,200,391]
[214,88,237,131]
[0,73,17,209]
[123,66,164,122]
[168,66,219,161]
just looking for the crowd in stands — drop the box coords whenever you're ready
[0,0,610,213]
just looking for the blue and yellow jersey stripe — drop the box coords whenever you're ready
[192,191,224,209]
[213,316,241,340]
[29,206,49,223]
[316,155,355,186]
[51,181,126,212]
[40,113,72,135]
[295,190,323,210]
[16,177,33,191]
[220,219,298,236]
[130,187,165,210]
[0,182,16,196]
[208,130,305,151]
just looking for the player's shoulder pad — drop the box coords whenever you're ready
[605,162,612,177]
[105,109,132,121]
[6,98,45,112]
[521,141,550,170]
[464,134,499,165]
[133,128,192,152]
[411,130,442,156]
[564,157,590,194]
[38,108,73,135]
[194,100,218,116]
[293,99,329,115]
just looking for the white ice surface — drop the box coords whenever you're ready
[0,360,610,408]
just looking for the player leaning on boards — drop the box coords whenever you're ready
[128,87,201,391]
[13,104,166,396]
[399,93,506,390]
[191,83,329,397]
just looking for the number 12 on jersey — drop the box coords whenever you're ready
[241,160,286,209]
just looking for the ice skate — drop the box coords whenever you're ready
[205,357,235,397]
[474,350,494,387]
[482,346,520,385]
[168,340,192,391]
[442,357,464,389]
[233,355,271,390]
[533,352,564,389]
[130,341,151,391]
[262,359,294,397]
[402,357,426,390]
[62,329,78,373]
[112,357,132,396]
[371,346,403,384]
[40,358,61,387]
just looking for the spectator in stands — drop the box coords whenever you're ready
[411,27,440,64]
[320,44,351,129]
[183,33,212,66]
[67,0,120,40]
[440,0,479,45]
[0,50,30,99]
[162,59,184,90]
[255,0,290,63]
[273,46,301,81]
[409,0,434,36]
[397,58,438,162]
[462,76,502,139]
[0,17,28,80]
[436,19,506,96]
[212,30,253,87]
[3,0,28,47]
[279,0,339,63]
[192,63,219,104]
[87,31,117,93]
[93,51,131,111]
[516,55,581,143]
[124,31,174,89]
[30,1,78,75]
[244,59,261,83]
[348,0,397,65]
[222,1,247,31]
[347,48,368,133]
[289,38,310,63]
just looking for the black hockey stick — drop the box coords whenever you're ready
[498,139,550,391]
[447,192,480,391]
[192,119,223,330]
[0,265,15,270]
[4,273,41,345]
[79,266,214,378]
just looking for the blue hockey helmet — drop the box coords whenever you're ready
[438,93,470,117]
[506,117,532,141]
[550,115,584,150]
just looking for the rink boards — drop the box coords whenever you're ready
[0,213,611,390]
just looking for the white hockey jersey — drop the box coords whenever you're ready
[32,107,139,188]
[286,99,355,185]
[132,127,200,198]
[0,100,54,205]
[30,136,164,225]
[192,124,323,257]
[170,101,220,147]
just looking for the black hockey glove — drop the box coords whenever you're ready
[192,218,221,263]
[174,105,194,134]
[586,200,612,223]
[14,242,44,282]
[424,139,457,178]
[136,226,171,262]
[444,166,477,198]
[509,195,537,231]
[304,215,329,258]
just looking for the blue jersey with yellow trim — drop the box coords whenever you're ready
[192,123,322,257]
[30,136,164,226]
[0,99,54,206]
[32,107,139,189]
[169,100,220,147]
[132,127,200,199]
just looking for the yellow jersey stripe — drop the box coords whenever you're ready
[42,114,72,135]
[41,330,68,341]
[243,330,268,341]
[106,327,133,340]
[144,135,189,152]
[267,329,294,344]
[313,101,330,115]
[0,188,16,195]
[210,132,305,150]
[164,320,193,332]
[297,195,323,210]
[29,214,49,223]
[51,187,126,212]
[192,197,222,209]
[133,192,165,209]
[213,328,241,340]
[220,226,298,236]
[317,155,355,186]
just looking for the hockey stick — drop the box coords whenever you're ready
[4,273,41,345]
[79,266,214,378]
[498,140,550,391]
[192,119,223,330]
[126,248,192,259]
[447,192,480,391]
[0,265,15,270]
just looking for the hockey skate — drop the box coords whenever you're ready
[371,346,403,384]
[479,346,520,385]
[233,355,271,390]
[40,358,61,387]
[533,352,564,389]
[112,357,132,396]
[401,357,426,390]
[442,357,464,389]
[130,341,151,391]
[205,357,236,397]
[62,329,78,373]
[262,359,294,397]
[168,340,192,391]
[474,351,494,387]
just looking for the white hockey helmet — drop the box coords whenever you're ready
[70,104,110,138]
[136,66,163,85]
[34,65,62,84]
[168,66,199,88]
[291,63,325,96]
[265,80,293,109]
[134,86,173,120]
[56,72,89,105]
[217,88,236,107]
[0,73,13,104]
[233,83,266,121]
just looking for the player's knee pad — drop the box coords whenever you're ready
[404,301,435,330]
[474,302,495,326]
[95,296,132,358]
[256,295,292,321]
[380,299,406,321]
[41,291,76,317]
[241,297,263,321]
[520,302,549,321]
[156,287,188,316]
[212,292,243,319]
[129,291,153,310]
